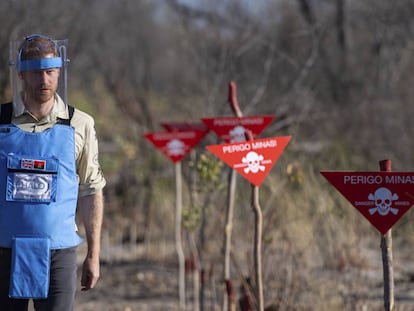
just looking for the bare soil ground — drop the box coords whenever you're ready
[71,247,414,311]
[75,258,184,311]
[26,243,414,311]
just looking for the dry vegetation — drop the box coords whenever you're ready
[4,0,414,310]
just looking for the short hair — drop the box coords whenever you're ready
[19,35,59,61]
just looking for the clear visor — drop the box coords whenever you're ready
[9,35,69,106]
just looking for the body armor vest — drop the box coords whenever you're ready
[0,121,82,249]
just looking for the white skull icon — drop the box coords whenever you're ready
[242,151,265,173]
[368,187,399,216]
[229,125,246,143]
[166,139,185,156]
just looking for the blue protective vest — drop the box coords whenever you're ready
[0,123,83,249]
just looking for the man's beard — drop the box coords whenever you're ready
[30,86,56,103]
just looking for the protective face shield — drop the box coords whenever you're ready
[9,34,69,106]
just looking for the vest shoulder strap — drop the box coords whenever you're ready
[0,102,13,124]
[56,105,75,126]
[0,102,75,126]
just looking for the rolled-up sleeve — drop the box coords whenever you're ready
[73,110,106,197]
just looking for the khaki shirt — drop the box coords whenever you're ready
[10,95,106,197]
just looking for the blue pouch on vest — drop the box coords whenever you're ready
[9,237,50,299]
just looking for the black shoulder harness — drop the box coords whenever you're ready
[0,102,13,124]
[0,102,75,125]
[56,105,75,125]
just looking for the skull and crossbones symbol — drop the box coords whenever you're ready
[167,139,185,156]
[229,126,246,143]
[242,151,265,173]
[368,187,399,216]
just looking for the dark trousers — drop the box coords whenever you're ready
[0,246,77,311]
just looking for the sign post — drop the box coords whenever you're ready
[320,170,414,235]
[207,135,290,311]
[144,130,207,163]
[207,136,291,187]
[201,115,274,143]
[379,160,394,311]
[202,83,276,311]
[321,160,414,311]
[144,129,206,309]
[160,122,208,311]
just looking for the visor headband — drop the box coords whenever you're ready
[17,57,62,72]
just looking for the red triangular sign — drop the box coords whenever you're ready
[201,115,275,143]
[144,130,206,163]
[161,121,209,133]
[207,136,291,186]
[321,171,414,235]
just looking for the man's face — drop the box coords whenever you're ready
[19,54,60,104]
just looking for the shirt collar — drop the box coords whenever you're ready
[13,92,69,120]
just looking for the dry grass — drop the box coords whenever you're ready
[72,151,414,310]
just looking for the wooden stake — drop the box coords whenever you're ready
[379,159,394,311]
[175,162,186,309]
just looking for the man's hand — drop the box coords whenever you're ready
[81,256,100,291]
[79,191,104,291]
